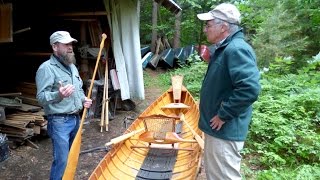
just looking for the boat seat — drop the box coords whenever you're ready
[136,114,196,148]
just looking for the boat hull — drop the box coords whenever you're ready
[141,51,153,69]
[89,86,202,180]
[160,48,175,68]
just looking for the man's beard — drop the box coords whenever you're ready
[60,52,76,65]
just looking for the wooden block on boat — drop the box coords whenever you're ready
[171,75,183,102]
[161,103,190,109]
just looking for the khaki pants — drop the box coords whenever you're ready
[204,133,244,180]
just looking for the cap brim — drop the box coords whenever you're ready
[197,12,214,21]
[58,38,78,44]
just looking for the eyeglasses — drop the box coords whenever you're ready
[204,23,215,29]
[204,20,222,29]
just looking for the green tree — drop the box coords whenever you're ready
[251,2,309,68]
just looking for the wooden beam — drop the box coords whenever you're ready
[52,11,108,17]
[0,92,22,97]
[65,19,98,22]
[15,52,51,56]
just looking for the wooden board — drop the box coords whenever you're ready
[19,96,39,106]
[15,103,41,112]
[171,75,183,102]
[0,3,13,43]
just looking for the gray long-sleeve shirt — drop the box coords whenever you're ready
[35,55,86,115]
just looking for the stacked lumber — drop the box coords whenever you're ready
[15,82,39,106]
[0,111,47,140]
[0,84,46,148]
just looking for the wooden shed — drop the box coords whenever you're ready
[0,0,181,141]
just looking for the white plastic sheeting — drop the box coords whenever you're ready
[104,0,145,100]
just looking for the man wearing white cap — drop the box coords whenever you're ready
[197,3,261,180]
[35,31,92,180]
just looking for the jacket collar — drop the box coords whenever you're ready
[49,55,72,74]
[217,28,244,49]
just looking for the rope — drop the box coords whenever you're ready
[80,146,110,155]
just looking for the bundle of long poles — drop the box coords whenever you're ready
[100,40,110,132]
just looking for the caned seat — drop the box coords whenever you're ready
[140,114,177,145]
[136,114,196,148]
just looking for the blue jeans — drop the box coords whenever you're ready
[47,114,80,180]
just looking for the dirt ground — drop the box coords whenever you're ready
[0,69,206,180]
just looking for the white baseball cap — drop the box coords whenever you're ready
[197,3,241,25]
[49,31,78,45]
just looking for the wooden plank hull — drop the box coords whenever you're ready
[89,86,202,180]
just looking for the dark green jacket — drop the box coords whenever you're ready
[199,29,261,141]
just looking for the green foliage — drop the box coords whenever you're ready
[140,1,320,178]
[282,0,320,58]
[139,0,177,45]
[140,0,320,67]
[158,54,207,100]
[143,70,162,89]
[256,165,320,180]
[246,57,320,177]
[158,54,320,179]
[251,2,309,67]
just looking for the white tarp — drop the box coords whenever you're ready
[104,0,145,100]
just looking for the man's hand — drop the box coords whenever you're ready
[210,115,225,131]
[83,97,92,108]
[59,81,75,98]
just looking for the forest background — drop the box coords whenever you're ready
[140,0,320,179]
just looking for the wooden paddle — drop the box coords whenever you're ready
[100,58,108,132]
[105,52,109,132]
[179,113,204,149]
[105,128,145,147]
[62,33,107,180]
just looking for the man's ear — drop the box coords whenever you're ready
[221,23,229,33]
[52,44,58,51]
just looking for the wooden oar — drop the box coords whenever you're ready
[100,59,108,132]
[105,128,145,147]
[179,113,204,149]
[105,53,109,132]
[104,40,110,132]
[80,127,146,154]
[62,33,107,180]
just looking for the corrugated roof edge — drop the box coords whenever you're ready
[168,0,182,11]
[155,0,182,14]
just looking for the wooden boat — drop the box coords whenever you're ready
[89,75,204,180]
[148,38,161,69]
[174,47,184,60]
[141,45,151,57]
[141,51,154,69]
[183,45,196,63]
[159,48,175,68]
[196,45,210,62]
